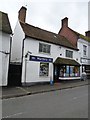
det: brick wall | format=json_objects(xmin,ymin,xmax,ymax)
[
  {"xmin": 58, "ymin": 27, "xmax": 78, "ymax": 47},
  {"xmin": 58, "ymin": 17, "xmax": 78, "ymax": 47}
]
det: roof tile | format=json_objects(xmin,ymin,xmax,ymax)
[{"xmin": 20, "ymin": 22, "xmax": 78, "ymax": 50}]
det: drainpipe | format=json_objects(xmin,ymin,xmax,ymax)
[
  {"xmin": 24, "ymin": 56, "xmax": 27, "ymax": 86},
  {"xmin": 24, "ymin": 51, "xmax": 32, "ymax": 86},
  {"xmin": 21, "ymin": 37, "xmax": 26, "ymax": 86},
  {"xmin": 7, "ymin": 34, "xmax": 13, "ymax": 86}
]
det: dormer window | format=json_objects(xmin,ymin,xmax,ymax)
[{"xmin": 39, "ymin": 43, "xmax": 51, "ymax": 54}]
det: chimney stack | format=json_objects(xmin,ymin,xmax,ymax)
[
  {"xmin": 85, "ymin": 31, "xmax": 90, "ymax": 38},
  {"xmin": 18, "ymin": 6, "xmax": 27, "ymax": 23},
  {"xmin": 61, "ymin": 17, "xmax": 68, "ymax": 27}
]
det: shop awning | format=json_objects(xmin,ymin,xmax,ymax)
[{"xmin": 54, "ymin": 57, "xmax": 81, "ymax": 66}]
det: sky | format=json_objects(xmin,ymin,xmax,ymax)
[{"xmin": 0, "ymin": 0, "xmax": 89, "ymax": 35}]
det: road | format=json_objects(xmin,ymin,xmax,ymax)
[{"xmin": 2, "ymin": 85, "xmax": 88, "ymax": 118}]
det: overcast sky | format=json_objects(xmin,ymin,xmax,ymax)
[{"xmin": 0, "ymin": 0, "xmax": 89, "ymax": 35}]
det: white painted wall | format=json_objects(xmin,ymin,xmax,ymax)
[
  {"xmin": 78, "ymin": 38, "xmax": 89, "ymax": 61},
  {"xmin": 22, "ymin": 37, "xmax": 80, "ymax": 84},
  {"xmin": 0, "ymin": 31, "xmax": 11, "ymax": 86},
  {"xmin": 0, "ymin": 31, "xmax": 2, "ymax": 86},
  {"xmin": 11, "ymin": 20, "xmax": 25, "ymax": 63},
  {"xmin": 78, "ymin": 38, "xmax": 90, "ymax": 75}
]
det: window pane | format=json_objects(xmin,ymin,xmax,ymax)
[
  {"xmin": 65, "ymin": 66, "xmax": 69, "ymax": 77},
  {"xmin": 39, "ymin": 43, "xmax": 42, "ymax": 52},
  {"xmin": 39, "ymin": 63, "xmax": 49, "ymax": 76},
  {"xmin": 47, "ymin": 45, "xmax": 50, "ymax": 53},
  {"xmin": 66, "ymin": 50, "xmax": 73, "ymax": 58},
  {"xmin": 39, "ymin": 43, "xmax": 51, "ymax": 54},
  {"xmin": 74, "ymin": 66, "xmax": 80, "ymax": 77},
  {"xmin": 59, "ymin": 66, "xmax": 66, "ymax": 77},
  {"xmin": 83, "ymin": 45, "xmax": 87, "ymax": 56},
  {"xmin": 70, "ymin": 66, "xmax": 75, "ymax": 77}
]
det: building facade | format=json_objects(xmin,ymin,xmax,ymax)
[
  {"xmin": 10, "ymin": 6, "xmax": 81, "ymax": 86},
  {"xmin": 59, "ymin": 17, "xmax": 90, "ymax": 77},
  {"xmin": 0, "ymin": 11, "xmax": 12, "ymax": 86}
]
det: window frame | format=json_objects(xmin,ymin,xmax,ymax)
[
  {"xmin": 59, "ymin": 65, "xmax": 80, "ymax": 77},
  {"xmin": 39, "ymin": 62, "xmax": 49, "ymax": 77},
  {"xmin": 66, "ymin": 50, "xmax": 73, "ymax": 58},
  {"xmin": 83, "ymin": 45, "xmax": 87, "ymax": 56},
  {"xmin": 39, "ymin": 43, "xmax": 51, "ymax": 54}
]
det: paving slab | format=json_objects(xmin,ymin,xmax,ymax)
[{"xmin": 1, "ymin": 80, "xmax": 88, "ymax": 99}]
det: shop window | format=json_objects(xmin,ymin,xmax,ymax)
[
  {"xmin": 59, "ymin": 66, "xmax": 67, "ymax": 77},
  {"xmin": 59, "ymin": 65, "xmax": 80, "ymax": 77},
  {"xmin": 74, "ymin": 66, "xmax": 80, "ymax": 77},
  {"xmin": 66, "ymin": 50, "xmax": 73, "ymax": 58},
  {"xmin": 39, "ymin": 63, "xmax": 49, "ymax": 76},
  {"xmin": 39, "ymin": 43, "xmax": 51, "ymax": 54},
  {"xmin": 65, "ymin": 66, "xmax": 70, "ymax": 77},
  {"xmin": 70, "ymin": 66, "xmax": 75, "ymax": 77}
]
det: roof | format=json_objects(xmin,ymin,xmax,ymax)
[
  {"xmin": 67, "ymin": 27, "xmax": 90, "ymax": 42},
  {"xmin": 20, "ymin": 22, "xmax": 78, "ymax": 50},
  {"xmin": 54, "ymin": 57, "xmax": 80, "ymax": 66},
  {"xmin": 0, "ymin": 11, "xmax": 12, "ymax": 34}
]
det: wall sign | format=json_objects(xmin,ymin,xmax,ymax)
[{"xmin": 30, "ymin": 55, "xmax": 53, "ymax": 63}]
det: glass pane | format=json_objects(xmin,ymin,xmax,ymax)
[
  {"xmin": 65, "ymin": 66, "xmax": 69, "ymax": 77},
  {"xmin": 39, "ymin": 63, "xmax": 49, "ymax": 76},
  {"xmin": 74, "ymin": 66, "xmax": 80, "ymax": 77},
  {"xmin": 70, "ymin": 66, "xmax": 75, "ymax": 77},
  {"xmin": 59, "ymin": 66, "xmax": 65, "ymax": 77},
  {"xmin": 39, "ymin": 43, "xmax": 42, "ymax": 52},
  {"xmin": 39, "ymin": 43, "xmax": 51, "ymax": 54},
  {"xmin": 66, "ymin": 50, "xmax": 73, "ymax": 58}
]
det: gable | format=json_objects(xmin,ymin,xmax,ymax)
[{"xmin": 59, "ymin": 27, "xmax": 78, "ymax": 47}]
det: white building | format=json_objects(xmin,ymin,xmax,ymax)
[
  {"xmin": 0, "ymin": 11, "xmax": 12, "ymax": 86},
  {"xmin": 78, "ymin": 32, "xmax": 90, "ymax": 79},
  {"xmin": 11, "ymin": 6, "xmax": 81, "ymax": 86}
]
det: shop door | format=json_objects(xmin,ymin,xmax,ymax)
[
  {"xmin": 54, "ymin": 65, "xmax": 60, "ymax": 82},
  {"xmin": 85, "ymin": 65, "xmax": 90, "ymax": 79},
  {"xmin": 8, "ymin": 63, "xmax": 22, "ymax": 86}
]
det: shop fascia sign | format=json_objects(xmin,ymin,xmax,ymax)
[
  {"xmin": 81, "ymin": 57, "xmax": 90, "ymax": 63},
  {"xmin": 30, "ymin": 55, "xmax": 53, "ymax": 63}
]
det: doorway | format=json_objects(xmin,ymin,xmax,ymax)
[{"xmin": 8, "ymin": 63, "xmax": 22, "ymax": 86}]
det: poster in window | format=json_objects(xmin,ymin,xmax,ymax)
[
  {"xmin": 65, "ymin": 66, "xmax": 69, "ymax": 77},
  {"xmin": 39, "ymin": 63, "xmax": 49, "ymax": 76},
  {"xmin": 70, "ymin": 66, "xmax": 74, "ymax": 77}
]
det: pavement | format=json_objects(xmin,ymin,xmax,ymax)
[{"xmin": 1, "ymin": 79, "xmax": 89, "ymax": 99}]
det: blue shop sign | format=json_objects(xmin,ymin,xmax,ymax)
[{"xmin": 30, "ymin": 55, "xmax": 53, "ymax": 63}]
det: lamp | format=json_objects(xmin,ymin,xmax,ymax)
[
  {"xmin": 25, "ymin": 51, "xmax": 32, "ymax": 58},
  {"xmin": 0, "ymin": 50, "xmax": 10, "ymax": 55}
]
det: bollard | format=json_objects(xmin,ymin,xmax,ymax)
[{"xmin": 50, "ymin": 79, "xmax": 53, "ymax": 85}]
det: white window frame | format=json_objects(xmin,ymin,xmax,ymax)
[
  {"xmin": 39, "ymin": 43, "xmax": 51, "ymax": 54},
  {"xmin": 66, "ymin": 50, "xmax": 73, "ymax": 58},
  {"xmin": 83, "ymin": 45, "xmax": 87, "ymax": 56}
]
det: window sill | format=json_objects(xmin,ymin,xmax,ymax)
[
  {"xmin": 39, "ymin": 52, "xmax": 51, "ymax": 56},
  {"xmin": 59, "ymin": 77, "xmax": 81, "ymax": 80}
]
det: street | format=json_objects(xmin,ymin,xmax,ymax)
[{"xmin": 2, "ymin": 85, "xmax": 88, "ymax": 118}]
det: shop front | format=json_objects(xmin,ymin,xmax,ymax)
[
  {"xmin": 81, "ymin": 57, "xmax": 90, "ymax": 79},
  {"xmin": 22, "ymin": 55, "xmax": 53, "ymax": 85},
  {"xmin": 54, "ymin": 57, "xmax": 81, "ymax": 82}
]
